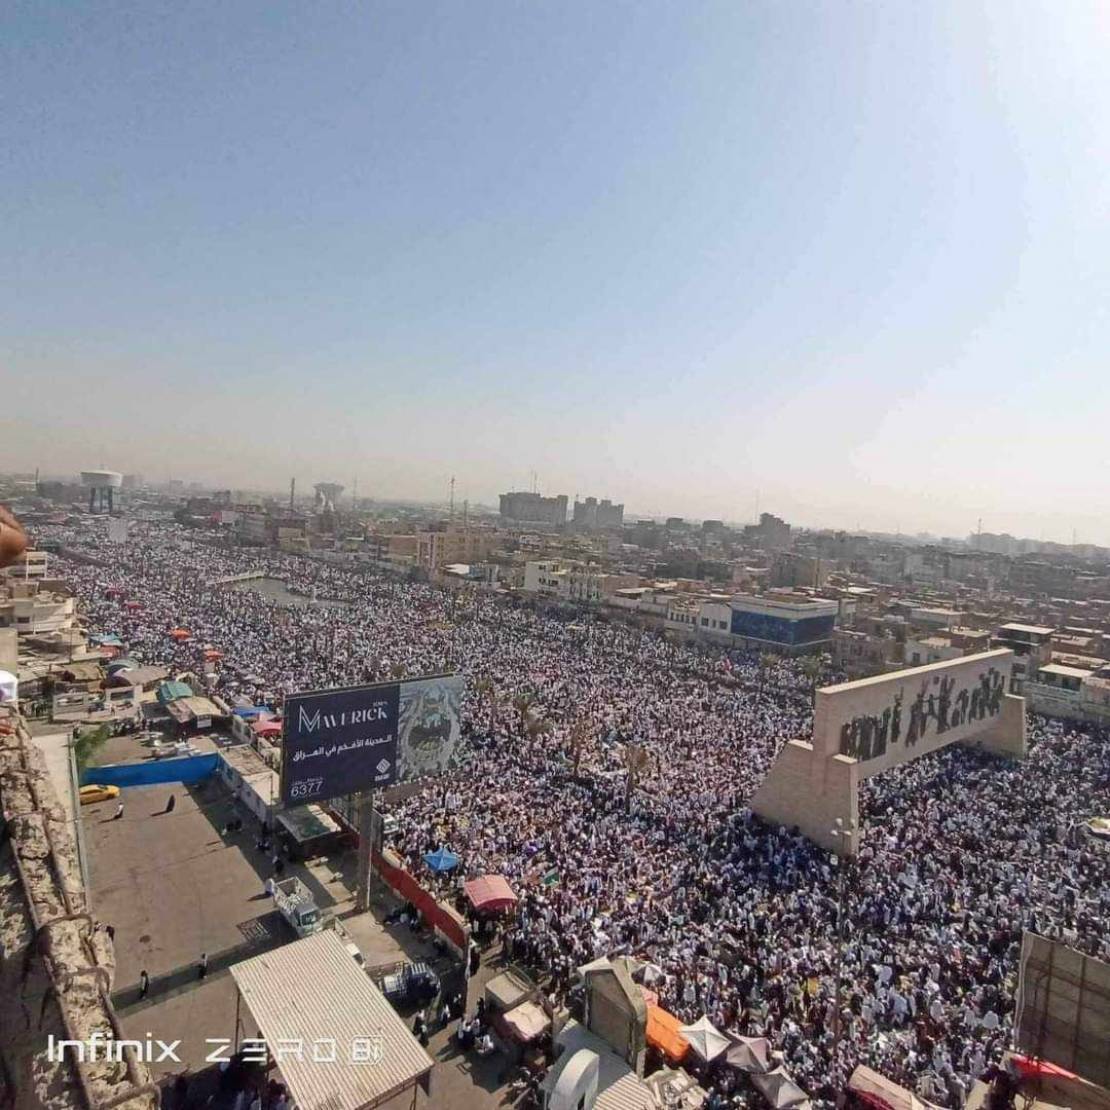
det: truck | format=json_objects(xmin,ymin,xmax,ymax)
[{"xmin": 273, "ymin": 877, "xmax": 323, "ymax": 938}]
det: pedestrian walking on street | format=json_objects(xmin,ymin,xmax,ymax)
[
  {"xmin": 198, "ymin": 952, "xmax": 208, "ymax": 980},
  {"xmin": 113, "ymin": 802, "xmax": 124, "ymax": 820},
  {"xmin": 139, "ymin": 969, "xmax": 149, "ymax": 999},
  {"xmin": 164, "ymin": 794, "xmax": 176, "ymax": 814}
]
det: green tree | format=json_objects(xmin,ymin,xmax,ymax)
[{"xmin": 73, "ymin": 724, "xmax": 110, "ymax": 775}]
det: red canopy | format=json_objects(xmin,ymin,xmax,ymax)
[
  {"xmin": 125, "ymin": 601, "xmax": 142, "ymax": 610},
  {"xmin": 464, "ymin": 874, "xmax": 517, "ymax": 912},
  {"xmin": 252, "ymin": 719, "xmax": 282, "ymax": 738},
  {"xmin": 204, "ymin": 649, "xmax": 223, "ymax": 661},
  {"xmin": 170, "ymin": 628, "xmax": 191, "ymax": 640}
]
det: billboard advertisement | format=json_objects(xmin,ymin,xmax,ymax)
[{"xmin": 280, "ymin": 674, "xmax": 463, "ymax": 807}]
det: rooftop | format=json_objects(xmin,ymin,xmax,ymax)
[{"xmin": 230, "ymin": 930, "xmax": 434, "ymax": 1110}]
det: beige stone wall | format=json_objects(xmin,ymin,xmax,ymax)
[{"xmin": 753, "ymin": 650, "xmax": 1026, "ymax": 855}]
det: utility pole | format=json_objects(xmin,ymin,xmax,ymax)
[
  {"xmin": 354, "ymin": 788, "xmax": 376, "ymax": 912},
  {"xmin": 449, "ymin": 475, "xmax": 455, "ymax": 521},
  {"xmin": 289, "ymin": 477, "xmax": 295, "ymax": 510}
]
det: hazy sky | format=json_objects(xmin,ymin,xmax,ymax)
[{"xmin": 4, "ymin": 2, "xmax": 1110, "ymax": 541}]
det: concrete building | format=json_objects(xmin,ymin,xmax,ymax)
[
  {"xmin": 416, "ymin": 528, "xmax": 498, "ymax": 571},
  {"xmin": 572, "ymin": 497, "xmax": 625, "ymax": 530},
  {"xmin": 1022, "ymin": 662, "xmax": 1110, "ymax": 726},
  {"xmin": 832, "ymin": 628, "xmax": 902, "ymax": 679},
  {"xmin": 0, "ymin": 582, "xmax": 78, "ymax": 636},
  {"xmin": 771, "ymin": 551, "xmax": 828, "ymax": 589},
  {"xmin": 728, "ymin": 593, "xmax": 838, "ymax": 653},
  {"xmin": 2, "ymin": 548, "xmax": 49, "ymax": 580},
  {"xmin": 743, "ymin": 512, "xmax": 792, "ymax": 550},
  {"xmin": 994, "ymin": 622, "xmax": 1054, "ymax": 691},
  {"xmin": 499, "ymin": 491, "xmax": 568, "ymax": 526}
]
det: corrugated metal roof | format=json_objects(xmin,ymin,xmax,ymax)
[{"xmin": 230, "ymin": 930, "xmax": 434, "ymax": 1110}]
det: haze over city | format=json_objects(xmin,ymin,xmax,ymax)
[{"xmin": 5, "ymin": 1, "xmax": 1110, "ymax": 540}]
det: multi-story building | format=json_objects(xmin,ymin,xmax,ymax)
[
  {"xmin": 743, "ymin": 513, "xmax": 792, "ymax": 550},
  {"xmin": 770, "ymin": 552, "xmax": 828, "ymax": 589},
  {"xmin": 416, "ymin": 529, "xmax": 498, "ymax": 571},
  {"xmin": 499, "ymin": 491, "xmax": 568, "ymax": 527},
  {"xmin": 2, "ymin": 549, "xmax": 49, "ymax": 580},
  {"xmin": 994, "ymin": 622, "xmax": 1054, "ymax": 691},
  {"xmin": 728, "ymin": 593, "xmax": 838, "ymax": 653},
  {"xmin": 572, "ymin": 497, "xmax": 625, "ymax": 530},
  {"xmin": 0, "ymin": 582, "xmax": 77, "ymax": 635}
]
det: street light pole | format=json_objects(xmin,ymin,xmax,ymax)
[{"xmin": 829, "ymin": 816, "xmax": 856, "ymax": 1082}]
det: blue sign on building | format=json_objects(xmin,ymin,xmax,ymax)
[{"xmin": 730, "ymin": 609, "xmax": 835, "ymax": 645}]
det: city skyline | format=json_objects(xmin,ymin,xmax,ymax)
[{"xmin": 5, "ymin": 2, "xmax": 1110, "ymax": 543}]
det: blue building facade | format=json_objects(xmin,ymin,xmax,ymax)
[{"xmin": 729, "ymin": 608, "xmax": 836, "ymax": 645}]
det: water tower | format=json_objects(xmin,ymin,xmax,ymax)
[
  {"xmin": 81, "ymin": 469, "xmax": 123, "ymax": 514},
  {"xmin": 313, "ymin": 482, "xmax": 344, "ymax": 512}
]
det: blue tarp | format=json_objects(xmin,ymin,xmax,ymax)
[
  {"xmin": 92, "ymin": 634, "xmax": 123, "ymax": 646},
  {"xmin": 423, "ymin": 846, "xmax": 459, "ymax": 872},
  {"xmin": 232, "ymin": 706, "xmax": 265, "ymax": 718},
  {"xmin": 81, "ymin": 753, "xmax": 218, "ymax": 788}
]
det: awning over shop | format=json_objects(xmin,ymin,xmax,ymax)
[
  {"xmin": 277, "ymin": 805, "xmax": 341, "ymax": 844},
  {"xmin": 464, "ymin": 874, "xmax": 517, "ymax": 912},
  {"xmin": 848, "ymin": 1066, "xmax": 945, "ymax": 1110},
  {"xmin": 230, "ymin": 931, "xmax": 433, "ymax": 1110},
  {"xmin": 157, "ymin": 681, "xmax": 192, "ymax": 704},
  {"xmin": 646, "ymin": 1004, "xmax": 689, "ymax": 1063}
]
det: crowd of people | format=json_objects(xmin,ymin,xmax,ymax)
[{"xmin": 43, "ymin": 518, "xmax": 1110, "ymax": 1107}]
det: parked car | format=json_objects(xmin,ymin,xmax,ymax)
[{"xmin": 80, "ymin": 784, "xmax": 120, "ymax": 805}]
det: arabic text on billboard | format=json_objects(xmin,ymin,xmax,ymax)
[{"xmin": 280, "ymin": 675, "xmax": 463, "ymax": 807}]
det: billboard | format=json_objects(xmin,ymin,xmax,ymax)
[
  {"xmin": 1014, "ymin": 932, "xmax": 1110, "ymax": 1087},
  {"xmin": 280, "ymin": 674, "xmax": 463, "ymax": 807}
]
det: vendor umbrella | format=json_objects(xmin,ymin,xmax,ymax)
[
  {"xmin": 423, "ymin": 846, "xmax": 459, "ymax": 872},
  {"xmin": 679, "ymin": 1015, "xmax": 731, "ymax": 1063},
  {"xmin": 725, "ymin": 1035, "xmax": 773, "ymax": 1074},
  {"xmin": 752, "ymin": 1066, "xmax": 810, "ymax": 1110}
]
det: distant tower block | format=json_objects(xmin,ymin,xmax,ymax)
[
  {"xmin": 313, "ymin": 482, "xmax": 344, "ymax": 512},
  {"xmin": 80, "ymin": 469, "xmax": 123, "ymax": 514}
]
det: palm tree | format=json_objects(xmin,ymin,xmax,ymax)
[
  {"xmin": 568, "ymin": 718, "xmax": 593, "ymax": 777},
  {"xmin": 524, "ymin": 712, "xmax": 553, "ymax": 742},
  {"xmin": 758, "ymin": 651, "xmax": 776, "ymax": 695},
  {"xmin": 623, "ymin": 742, "xmax": 652, "ymax": 812},
  {"xmin": 800, "ymin": 654, "xmax": 825, "ymax": 699},
  {"xmin": 512, "ymin": 692, "xmax": 534, "ymax": 733},
  {"xmin": 473, "ymin": 673, "xmax": 499, "ymax": 730}
]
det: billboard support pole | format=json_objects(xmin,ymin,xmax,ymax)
[{"xmin": 355, "ymin": 788, "xmax": 375, "ymax": 912}]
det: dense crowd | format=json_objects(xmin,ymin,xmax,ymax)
[{"xmin": 44, "ymin": 519, "xmax": 1110, "ymax": 1107}]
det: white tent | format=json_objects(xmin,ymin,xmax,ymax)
[
  {"xmin": 0, "ymin": 670, "xmax": 17, "ymax": 705},
  {"xmin": 725, "ymin": 1034, "xmax": 773, "ymax": 1074},
  {"xmin": 679, "ymin": 1015, "xmax": 731, "ymax": 1062},
  {"xmin": 752, "ymin": 1065, "xmax": 811, "ymax": 1109}
]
